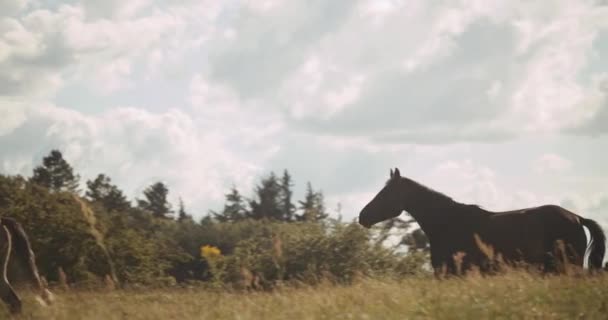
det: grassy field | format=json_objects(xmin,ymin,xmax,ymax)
[{"xmin": 5, "ymin": 272, "xmax": 608, "ymax": 319}]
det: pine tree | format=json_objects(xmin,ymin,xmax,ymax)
[
  {"xmin": 314, "ymin": 191, "xmax": 328, "ymax": 221},
  {"xmin": 177, "ymin": 197, "xmax": 193, "ymax": 222},
  {"xmin": 248, "ymin": 172, "xmax": 283, "ymax": 221},
  {"xmin": 137, "ymin": 182, "xmax": 173, "ymax": 219},
  {"xmin": 297, "ymin": 182, "xmax": 328, "ymax": 222},
  {"xmin": 212, "ymin": 186, "xmax": 247, "ymax": 222},
  {"xmin": 86, "ymin": 174, "xmax": 130, "ymax": 212},
  {"xmin": 31, "ymin": 149, "xmax": 80, "ymax": 193},
  {"xmin": 279, "ymin": 170, "xmax": 296, "ymax": 222}
]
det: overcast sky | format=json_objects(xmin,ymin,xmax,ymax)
[{"xmin": 1, "ymin": 0, "xmax": 607, "ymax": 226}]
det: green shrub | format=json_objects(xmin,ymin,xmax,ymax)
[{"xmin": 196, "ymin": 220, "xmax": 428, "ymax": 288}]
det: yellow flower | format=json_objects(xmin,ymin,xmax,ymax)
[{"xmin": 201, "ymin": 245, "xmax": 222, "ymax": 260}]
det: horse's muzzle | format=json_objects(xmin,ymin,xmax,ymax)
[{"xmin": 358, "ymin": 216, "xmax": 372, "ymax": 229}]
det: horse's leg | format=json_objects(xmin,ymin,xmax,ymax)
[
  {"xmin": 1, "ymin": 225, "xmax": 22, "ymax": 314},
  {"xmin": 569, "ymin": 227, "xmax": 587, "ymax": 269},
  {"xmin": 430, "ymin": 247, "xmax": 447, "ymax": 279},
  {"xmin": 431, "ymin": 246, "xmax": 459, "ymax": 278},
  {"xmin": 0, "ymin": 280, "xmax": 21, "ymax": 314},
  {"xmin": 541, "ymin": 238, "xmax": 561, "ymax": 274},
  {"xmin": 1, "ymin": 218, "xmax": 53, "ymax": 305}
]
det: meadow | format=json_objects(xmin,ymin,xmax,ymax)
[
  {"xmin": 6, "ymin": 272, "xmax": 608, "ymax": 320},
  {"xmin": 2, "ymin": 156, "xmax": 607, "ymax": 319}
]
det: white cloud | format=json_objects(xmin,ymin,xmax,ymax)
[
  {"xmin": 1, "ymin": 0, "xmax": 608, "ymax": 224},
  {"xmin": 280, "ymin": 54, "xmax": 368, "ymax": 120},
  {"xmin": 323, "ymin": 74, "xmax": 366, "ymax": 114},
  {"xmin": 534, "ymin": 153, "xmax": 572, "ymax": 173},
  {"xmin": 93, "ymin": 58, "xmax": 133, "ymax": 93},
  {"xmin": 0, "ymin": 104, "xmax": 278, "ymax": 215},
  {"xmin": 0, "ymin": 100, "xmax": 27, "ymax": 136},
  {"xmin": 502, "ymin": 2, "xmax": 602, "ymax": 133},
  {"xmin": 188, "ymin": 73, "xmax": 284, "ymax": 149},
  {"xmin": 424, "ymin": 159, "xmax": 559, "ymax": 211},
  {"xmin": 0, "ymin": 1, "xmax": 223, "ymax": 101},
  {"xmin": 326, "ymin": 191, "xmax": 377, "ymax": 221},
  {"xmin": 206, "ymin": 1, "xmax": 357, "ymax": 99},
  {"xmin": 561, "ymin": 192, "xmax": 608, "ymax": 227},
  {"xmin": 243, "ymin": 0, "xmax": 283, "ymax": 13},
  {"xmin": 200, "ymin": 0, "xmax": 608, "ymax": 147},
  {"xmin": 80, "ymin": 0, "xmax": 152, "ymax": 19},
  {"xmin": 569, "ymin": 73, "xmax": 608, "ymax": 135},
  {"xmin": 402, "ymin": 0, "xmax": 510, "ymax": 73},
  {"xmin": 0, "ymin": 0, "xmax": 29, "ymax": 15}
]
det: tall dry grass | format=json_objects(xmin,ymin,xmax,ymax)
[{"xmin": 4, "ymin": 271, "xmax": 607, "ymax": 319}]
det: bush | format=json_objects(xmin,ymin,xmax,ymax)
[
  {"xmin": 1, "ymin": 174, "xmax": 429, "ymax": 288},
  {"xmin": 196, "ymin": 220, "xmax": 428, "ymax": 288}
]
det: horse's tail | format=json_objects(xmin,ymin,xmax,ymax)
[
  {"xmin": 581, "ymin": 217, "xmax": 606, "ymax": 270},
  {"xmin": 0, "ymin": 217, "xmax": 53, "ymax": 304}
]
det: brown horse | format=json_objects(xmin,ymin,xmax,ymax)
[
  {"xmin": 358, "ymin": 168, "xmax": 606, "ymax": 275},
  {"xmin": 0, "ymin": 217, "xmax": 53, "ymax": 314}
]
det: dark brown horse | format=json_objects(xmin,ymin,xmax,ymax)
[
  {"xmin": 0, "ymin": 217, "xmax": 53, "ymax": 314},
  {"xmin": 358, "ymin": 168, "xmax": 606, "ymax": 275}
]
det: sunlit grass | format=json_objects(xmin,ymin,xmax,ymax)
[{"xmin": 5, "ymin": 272, "xmax": 607, "ymax": 319}]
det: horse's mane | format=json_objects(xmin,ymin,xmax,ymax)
[{"xmin": 398, "ymin": 176, "xmax": 487, "ymax": 214}]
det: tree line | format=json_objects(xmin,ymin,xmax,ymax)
[
  {"xmin": 0, "ymin": 149, "xmax": 428, "ymax": 288},
  {"xmin": 31, "ymin": 150, "xmax": 328, "ymax": 224}
]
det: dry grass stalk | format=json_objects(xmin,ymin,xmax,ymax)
[
  {"xmin": 104, "ymin": 274, "xmax": 116, "ymax": 291},
  {"xmin": 58, "ymin": 267, "xmax": 69, "ymax": 291},
  {"xmin": 452, "ymin": 251, "xmax": 466, "ymax": 276},
  {"xmin": 239, "ymin": 266, "xmax": 260, "ymax": 291}
]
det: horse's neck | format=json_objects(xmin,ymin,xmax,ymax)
[{"xmin": 399, "ymin": 183, "xmax": 460, "ymax": 237}]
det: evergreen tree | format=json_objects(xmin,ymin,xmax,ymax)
[
  {"xmin": 137, "ymin": 182, "xmax": 173, "ymax": 219},
  {"xmin": 297, "ymin": 182, "xmax": 328, "ymax": 222},
  {"xmin": 212, "ymin": 186, "xmax": 247, "ymax": 222},
  {"xmin": 177, "ymin": 197, "xmax": 193, "ymax": 222},
  {"xmin": 279, "ymin": 170, "xmax": 296, "ymax": 221},
  {"xmin": 200, "ymin": 215, "xmax": 215, "ymax": 226},
  {"xmin": 314, "ymin": 191, "xmax": 328, "ymax": 221},
  {"xmin": 31, "ymin": 149, "xmax": 80, "ymax": 193},
  {"xmin": 248, "ymin": 172, "xmax": 283, "ymax": 220},
  {"xmin": 85, "ymin": 174, "xmax": 130, "ymax": 212}
]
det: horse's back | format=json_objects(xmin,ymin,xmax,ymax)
[{"xmin": 482, "ymin": 205, "xmax": 586, "ymax": 264}]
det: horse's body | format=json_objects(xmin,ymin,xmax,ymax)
[
  {"xmin": 358, "ymin": 169, "xmax": 606, "ymax": 275},
  {"xmin": 0, "ymin": 217, "xmax": 53, "ymax": 314}
]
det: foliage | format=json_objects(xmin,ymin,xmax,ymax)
[
  {"xmin": 0, "ymin": 176, "xmax": 112, "ymax": 282},
  {"xmin": 279, "ymin": 170, "xmax": 296, "ymax": 221},
  {"xmin": 137, "ymin": 182, "xmax": 173, "ymax": 219},
  {"xmin": 211, "ymin": 186, "xmax": 247, "ymax": 222},
  {"xmin": 0, "ymin": 149, "xmax": 430, "ymax": 289},
  {"xmin": 176, "ymin": 198, "xmax": 193, "ymax": 223},
  {"xmin": 248, "ymin": 172, "xmax": 283, "ymax": 220},
  {"xmin": 296, "ymin": 182, "xmax": 328, "ymax": 222},
  {"xmin": 197, "ymin": 220, "xmax": 426, "ymax": 288},
  {"xmin": 30, "ymin": 150, "xmax": 80, "ymax": 193},
  {"xmin": 86, "ymin": 174, "xmax": 130, "ymax": 212}
]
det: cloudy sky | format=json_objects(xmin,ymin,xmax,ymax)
[{"xmin": 1, "ymin": 0, "xmax": 607, "ymax": 226}]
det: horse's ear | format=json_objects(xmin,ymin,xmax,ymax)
[
  {"xmin": 394, "ymin": 168, "xmax": 401, "ymax": 178},
  {"xmin": 390, "ymin": 169, "xmax": 394, "ymax": 178}
]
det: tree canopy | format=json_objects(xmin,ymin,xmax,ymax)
[{"xmin": 31, "ymin": 150, "xmax": 80, "ymax": 193}]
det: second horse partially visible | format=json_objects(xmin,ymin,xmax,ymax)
[
  {"xmin": 358, "ymin": 168, "xmax": 606, "ymax": 275},
  {"xmin": 1, "ymin": 217, "xmax": 53, "ymax": 314}
]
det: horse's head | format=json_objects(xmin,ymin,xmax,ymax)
[{"xmin": 358, "ymin": 168, "xmax": 405, "ymax": 228}]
